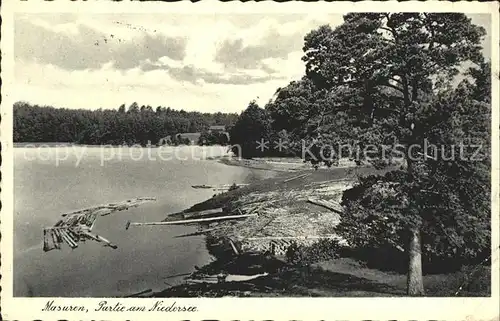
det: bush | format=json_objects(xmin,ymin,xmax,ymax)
[
  {"xmin": 229, "ymin": 101, "xmax": 273, "ymax": 158},
  {"xmin": 285, "ymin": 239, "xmax": 343, "ymax": 266},
  {"xmin": 424, "ymin": 265, "xmax": 491, "ymax": 296},
  {"xmin": 454, "ymin": 265, "xmax": 491, "ymax": 295},
  {"xmin": 228, "ymin": 183, "xmax": 240, "ymax": 191},
  {"xmin": 198, "ymin": 130, "xmax": 229, "ymax": 146}
]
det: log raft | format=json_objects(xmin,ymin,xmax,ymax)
[{"xmin": 43, "ymin": 197, "xmax": 155, "ymax": 252}]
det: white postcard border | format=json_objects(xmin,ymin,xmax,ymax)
[{"xmin": 1, "ymin": 1, "xmax": 499, "ymax": 320}]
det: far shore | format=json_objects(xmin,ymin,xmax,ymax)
[{"xmin": 13, "ymin": 142, "xmax": 200, "ymax": 148}]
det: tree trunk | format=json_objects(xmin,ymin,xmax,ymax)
[{"xmin": 407, "ymin": 226, "xmax": 425, "ymax": 296}]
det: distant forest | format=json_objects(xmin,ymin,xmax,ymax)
[{"xmin": 13, "ymin": 102, "xmax": 238, "ymax": 145}]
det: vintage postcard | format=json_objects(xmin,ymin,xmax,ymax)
[{"xmin": 1, "ymin": 1, "xmax": 499, "ymax": 320}]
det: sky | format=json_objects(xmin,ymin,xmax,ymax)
[{"xmin": 14, "ymin": 13, "xmax": 491, "ymax": 113}]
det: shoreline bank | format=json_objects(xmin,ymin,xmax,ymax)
[
  {"xmin": 129, "ymin": 160, "xmax": 490, "ymax": 297},
  {"xmin": 217, "ymin": 157, "xmax": 308, "ymax": 172},
  {"xmin": 145, "ymin": 165, "xmax": 366, "ymax": 297}
]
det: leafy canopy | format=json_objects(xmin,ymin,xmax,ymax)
[{"xmin": 298, "ymin": 13, "xmax": 490, "ymax": 266}]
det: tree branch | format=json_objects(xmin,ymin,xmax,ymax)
[{"xmin": 390, "ymin": 77, "xmax": 404, "ymax": 85}]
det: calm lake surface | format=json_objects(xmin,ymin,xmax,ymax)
[{"xmin": 14, "ymin": 146, "xmax": 275, "ymax": 297}]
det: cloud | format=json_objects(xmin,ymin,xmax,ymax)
[
  {"xmin": 215, "ymin": 29, "xmax": 302, "ymax": 70},
  {"xmin": 13, "ymin": 60, "xmax": 293, "ymax": 113},
  {"xmin": 170, "ymin": 65, "xmax": 277, "ymax": 85},
  {"xmin": 12, "ymin": 13, "xmax": 345, "ymax": 112},
  {"xmin": 15, "ymin": 17, "xmax": 187, "ymax": 71},
  {"xmin": 213, "ymin": 14, "xmax": 344, "ymax": 71},
  {"xmin": 140, "ymin": 61, "xmax": 278, "ymax": 85}
]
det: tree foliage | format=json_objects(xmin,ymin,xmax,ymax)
[
  {"xmin": 229, "ymin": 101, "xmax": 274, "ymax": 158},
  {"xmin": 298, "ymin": 13, "xmax": 489, "ymax": 295},
  {"xmin": 198, "ymin": 130, "xmax": 230, "ymax": 146}
]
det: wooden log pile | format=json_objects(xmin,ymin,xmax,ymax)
[{"xmin": 43, "ymin": 197, "xmax": 156, "ymax": 252}]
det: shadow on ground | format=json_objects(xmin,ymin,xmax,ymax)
[{"xmin": 152, "ymin": 255, "xmax": 405, "ymax": 297}]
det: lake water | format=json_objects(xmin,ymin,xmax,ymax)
[{"xmin": 14, "ymin": 146, "xmax": 274, "ymax": 297}]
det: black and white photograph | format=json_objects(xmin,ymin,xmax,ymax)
[{"xmin": 1, "ymin": 2, "xmax": 499, "ymax": 318}]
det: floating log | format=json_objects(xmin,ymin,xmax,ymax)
[
  {"xmin": 126, "ymin": 213, "xmax": 258, "ymax": 229},
  {"xmin": 49, "ymin": 229, "xmax": 60, "ymax": 249},
  {"xmin": 228, "ymin": 239, "xmax": 240, "ymax": 255},
  {"xmin": 307, "ymin": 197, "xmax": 342, "ymax": 214},
  {"xmin": 61, "ymin": 206, "xmax": 105, "ymax": 217},
  {"xmin": 97, "ymin": 209, "xmax": 113, "ymax": 216},
  {"xmin": 61, "ymin": 197, "xmax": 156, "ymax": 218},
  {"xmin": 43, "ymin": 229, "xmax": 48, "ymax": 247},
  {"xmin": 43, "ymin": 229, "xmax": 52, "ymax": 252},
  {"xmin": 93, "ymin": 233, "xmax": 118, "ymax": 249},
  {"xmin": 67, "ymin": 229, "xmax": 80, "ymax": 242},
  {"xmin": 79, "ymin": 230, "xmax": 101, "ymax": 242},
  {"xmin": 53, "ymin": 228, "xmax": 63, "ymax": 243},
  {"xmin": 56, "ymin": 230, "xmax": 72, "ymax": 249},
  {"xmin": 89, "ymin": 215, "xmax": 98, "ymax": 230},
  {"xmin": 59, "ymin": 229, "xmax": 78, "ymax": 249},
  {"xmin": 182, "ymin": 208, "xmax": 224, "ymax": 219}
]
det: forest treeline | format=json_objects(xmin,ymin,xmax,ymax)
[{"xmin": 13, "ymin": 102, "xmax": 238, "ymax": 145}]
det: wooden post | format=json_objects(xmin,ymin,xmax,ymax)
[{"xmin": 95, "ymin": 234, "xmax": 118, "ymax": 249}]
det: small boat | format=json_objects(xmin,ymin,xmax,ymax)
[{"xmin": 191, "ymin": 185, "xmax": 213, "ymax": 189}]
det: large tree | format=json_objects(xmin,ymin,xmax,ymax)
[
  {"xmin": 302, "ymin": 13, "xmax": 488, "ymax": 295},
  {"xmin": 229, "ymin": 100, "xmax": 273, "ymax": 158}
]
